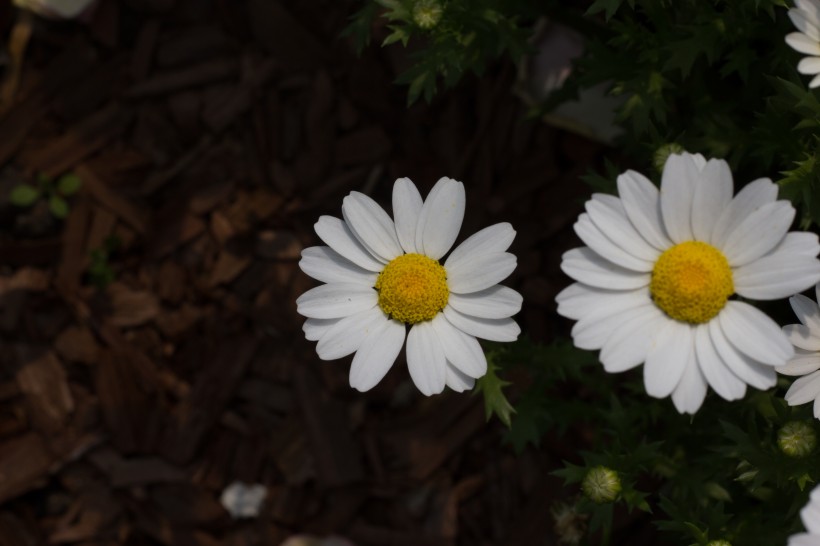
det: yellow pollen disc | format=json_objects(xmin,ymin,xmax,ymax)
[
  {"xmin": 650, "ymin": 241, "xmax": 734, "ymax": 324},
  {"xmin": 375, "ymin": 253, "xmax": 449, "ymax": 324}
]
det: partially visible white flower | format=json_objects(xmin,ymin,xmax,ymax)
[
  {"xmin": 220, "ymin": 481, "xmax": 267, "ymax": 519},
  {"xmin": 13, "ymin": 0, "xmax": 97, "ymax": 18},
  {"xmin": 786, "ymin": 0, "xmax": 820, "ymax": 88},
  {"xmin": 297, "ymin": 177, "xmax": 521, "ymax": 396},
  {"xmin": 780, "ymin": 286, "xmax": 820, "ymax": 418},
  {"xmin": 789, "ymin": 484, "xmax": 820, "ymax": 546},
  {"xmin": 557, "ymin": 152, "xmax": 820, "ymax": 414}
]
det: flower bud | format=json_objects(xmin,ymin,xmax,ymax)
[
  {"xmin": 582, "ymin": 466, "xmax": 621, "ymax": 503},
  {"xmin": 778, "ymin": 421, "xmax": 817, "ymax": 458},
  {"xmin": 412, "ymin": 0, "xmax": 443, "ymax": 30},
  {"xmin": 653, "ymin": 143, "xmax": 685, "ymax": 173}
]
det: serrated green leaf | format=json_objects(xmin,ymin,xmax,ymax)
[
  {"xmin": 475, "ymin": 360, "xmax": 515, "ymax": 428},
  {"xmin": 10, "ymin": 184, "xmax": 41, "ymax": 207},
  {"xmin": 382, "ymin": 25, "xmax": 410, "ymax": 47},
  {"xmin": 57, "ymin": 173, "xmax": 82, "ymax": 196},
  {"xmin": 49, "ymin": 194, "xmax": 69, "ymax": 219}
]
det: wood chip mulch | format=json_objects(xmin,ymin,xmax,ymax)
[{"xmin": 0, "ymin": 1, "xmax": 630, "ymax": 545}]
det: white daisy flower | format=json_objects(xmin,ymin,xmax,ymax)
[
  {"xmin": 296, "ymin": 177, "xmax": 521, "ymax": 395},
  {"xmin": 556, "ymin": 152, "xmax": 820, "ymax": 414},
  {"xmin": 786, "ymin": 0, "xmax": 820, "ymax": 89},
  {"xmin": 789, "ymin": 484, "xmax": 820, "ymax": 546},
  {"xmin": 780, "ymin": 285, "xmax": 820, "ymax": 418}
]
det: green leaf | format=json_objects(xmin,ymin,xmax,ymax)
[
  {"xmin": 340, "ymin": 3, "xmax": 379, "ymax": 55},
  {"xmin": 9, "ymin": 184, "xmax": 41, "ymax": 207},
  {"xmin": 475, "ymin": 359, "xmax": 515, "ymax": 428},
  {"xmin": 57, "ymin": 173, "xmax": 82, "ymax": 196},
  {"xmin": 49, "ymin": 194, "xmax": 69, "ymax": 219},
  {"xmin": 586, "ymin": 0, "xmax": 625, "ymax": 21}
]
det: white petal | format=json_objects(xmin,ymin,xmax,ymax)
[
  {"xmin": 660, "ymin": 153, "xmax": 699, "ymax": 243},
  {"xmin": 574, "ymin": 214, "xmax": 654, "ymax": 271},
  {"xmin": 586, "ymin": 195, "xmax": 660, "ymax": 262},
  {"xmin": 315, "ymin": 216, "xmax": 384, "ymax": 271},
  {"xmin": 296, "ymin": 283, "xmax": 378, "ymax": 319},
  {"xmin": 711, "ymin": 178, "xmax": 778, "ymax": 249},
  {"xmin": 348, "ymin": 318, "xmax": 406, "ymax": 392},
  {"xmin": 342, "ymin": 192, "xmax": 403, "ymax": 262},
  {"xmin": 722, "ymin": 201, "xmax": 795, "ymax": 267},
  {"xmin": 785, "ymin": 370, "xmax": 820, "ymax": 405},
  {"xmin": 791, "ymin": 294, "xmax": 820, "ymax": 330},
  {"xmin": 303, "ymin": 318, "xmax": 339, "ymax": 341},
  {"xmin": 779, "ymin": 348, "xmax": 820, "ymax": 376},
  {"xmin": 709, "ymin": 319, "xmax": 777, "ymax": 390},
  {"xmin": 300, "ymin": 246, "xmax": 378, "ymax": 286},
  {"xmin": 616, "ymin": 170, "xmax": 672, "ymax": 250},
  {"xmin": 788, "ymin": 533, "xmax": 819, "ymax": 546},
  {"xmin": 599, "ymin": 304, "xmax": 664, "ymax": 372},
  {"xmin": 797, "ymin": 0, "xmax": 820, "ymax": 23},
  {"xmin": 392, "ymin": 178, "xmax": 423, "ymax": 254},
  {"xmin": 784, "ymin": 324, "xmax": 820, "ymax": 351},
  {"xmin": 694, "ymin": 323, "xmax": 746, "ymax": 401},
  {"xmin": 804, "ymin": 485, "xmax": 820, "ymax": 532},
  {"xmin": 691, "ymin": 158, "xmax": 733, "ymax": 242},
  {"xmin": 809, "ymin": 72, "xmax": 820, "ymax": 88},
  {"xmin": 786, "ymin": 32, "xmax": 820, "ymax": 55},
  {"xmin": 718, "ymin": 301, "xmax": 795, "ymax": 365},
  {"xmin": 690, "ymin": 153, "xmax": 707, "ymax": 169},
  {"xmin": 445, "ymin": 361, "xmax": 476, "ymax": 392},
  {"xmin": 406, "ymin": 321, "xmax": 446, "ymax": 396},
  {"xmin": 448, "ymin": 285, "xmax": 522, "ymax": 319},
  {"xmin": 573, "ymin": 301, "xmax": 657, "ymax": 351},
  {"xmin": 671, "ymin": 350, "xmax": 708, "ymax": 414},
  {"xmin": 644, "ymin": 318, "xmax": 692, "ymax": 399},
  {"xmin": 415, "ymin": 177, "xmax": 465, "ymax": 260},
  {"xmin": 445, "ymin": 223, "xmax": 515, "ymax": 269},
  {"xmin": 790, "ymin": 8, "xmax": 820, "ymax": 41},
  {"xmin": 733, "ymin": 254, "xmax": 820, "ymax": 300},
  {"xmin": 446, "ymin": 252, "xmax": 517, "ymax": 294},
  {"xmin": 442, "ymin": 306, "xmax": 519, "ymax": 342},
  {"xmin": 560, "ymin": 247, "xmax": 651, "ymax": 290},
  {"xmin": 316, "ymin": 307, "xmax": 387, "ymax": 360},
  {"xmin": 432, "ymin": 313, "xmax": 487, "ymax": 378},
  {"xmin": 768, "ymin": 231, "xmax": 820, "ymax": 257},
  {"xmin": 556, "ymin": 284, "xmax": 649, "ymax": 321},
  {"xmin": 799, "ymin": 56, "xmax": 820, "ymax": 75}
]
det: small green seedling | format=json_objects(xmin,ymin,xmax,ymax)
[
  {"xmin": 87, "ymin": 235, "xmax": 121, "ymax": 289},
  {"xmin": 10, "ymin": 172, "xmax": 82, "ymax": 219}
]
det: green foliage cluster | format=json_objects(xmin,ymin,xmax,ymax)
[
  {"xmin": 343, "ymin": 0, "xmax": 531, "ymax": 104},
  {"xmin": 479, "ymin": 340, "xmax": 819, "ymax": 544},
  {"xmin": 346, "ymin": 0, "xmax": 820, "ymax": 543}
]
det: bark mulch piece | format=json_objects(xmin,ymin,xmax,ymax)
[{"xmin": 0, "ymin": 1, "xmax": 619, "ymax": 545}]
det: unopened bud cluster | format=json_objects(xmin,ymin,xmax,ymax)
[
  {"xmin": 412, "ymin": 0, "xmax": 443, "ymax": 29},
  {"xmin": 582, "ymin": 466, "xmax": 621, "ymax": 503},
  {"xmin": 778, "ymin": 421, "xmax": 817, "ymax": 458}
]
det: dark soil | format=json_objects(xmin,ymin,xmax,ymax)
[{"xmin": 0, "ymin": 1, "xmax": 628, "ymax": 545}]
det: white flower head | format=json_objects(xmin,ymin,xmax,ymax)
[
  {"xmin": 789, "ymin": 484, "xmax": 820, "ymax": 546},
  {"xmin": 296, "ymin": 177, "xmax": 521, "ymax": 395},
  {"xmin": 557, "ymin": 152, "xmax": 820, "ymax": 414},
  {"xmin": 786, "ymin": 0, "xmax": 820, "ymax": 88},
  {"xmin": 780, "ymin": 286, "xmax": 820, "ymax": 419}
]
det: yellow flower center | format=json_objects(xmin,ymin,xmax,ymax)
[
  {"xmin": 650, "ymin": 241, "xmax": 734, "ymax": 324},
  {"xmin": 375, "ymin": 253, "xmax": 449, "ymax": 324}
]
